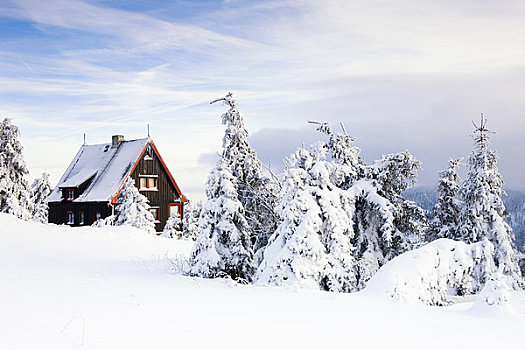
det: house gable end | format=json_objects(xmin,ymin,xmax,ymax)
[{"xmin": 110, "ymin": 140, "xmax": 187, "ymax": 204}]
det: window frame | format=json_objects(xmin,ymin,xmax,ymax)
[
  {"xmin": 169, "ymin": 203, "xmax": 182, "ymax": 220},
  {"xmin": 79, "ymin": 211, "xmax": 85, "ymax": 225},
  {"xmin": 66, "ymin": 211, "xmax": 75, "ymax": 225},
  {"xmin": 149, "ymin": 206, "xmax": 160, "ymax": 223},
  {"xmin": 138, "ymin": 175, "xmax": 158, "ymax": 191},
  {"xmin": 66, "ymin": 189, "xmax": 75, "ymax": 201}
]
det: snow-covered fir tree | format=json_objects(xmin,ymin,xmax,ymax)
[
  {"xmin": 161, "ymin": 213, "xmax": 182, "ymax": 238},
  {"xmin": 181, "ymin": 201, "xmax": 202, "ymax": 240},
  {"xmin": 0, "ymin": 117, "xmax": 33, "ymax": 220},
  {"xmin": 457, "ymin": 114, "xmax": 522, "ymax": 288},
  {"xmin": 113, "ymin": 178, "xmax": 156, "ymax": 234},
  {"xmin": 31, "ymin": 172, "xmax": 52, "ymax": 223},
  {"xmin": 312, "ymin": 121, "xmax": 427, "ymax": 289},
  {"xmin": 211, "ymin": 93, "xmax": 279, "ymax": 264},
  {"xmin": 349, "ymin": 151, "xmax": 427, "ymax": 289},
  {"xmin": 257, "ymin": 143, "xmax": 357, "ymax": 292},
  {"xmin": 189, "ymin": 164, "xmax": 255, "ymax": 281},
  {"xmin": 310, "ymin": 121, "xmax": 365, "ymax": 189},
  {"xmin": 428, "ymin": 159, "xmax": 463, "ymax": 241}
]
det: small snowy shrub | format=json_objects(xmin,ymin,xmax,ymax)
[
  {"xmin": 476, "ymin": 271, "xmax": 511, "ymax": 306},
  {"xmin": 92, "ymin": 215, "xmax": 114, "ymax": 227},
  {"xmin": 162, "ymin": 214, "xmax": 182, "ymax": 239}
]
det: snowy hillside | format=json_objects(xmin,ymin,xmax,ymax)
[{"xmin": 1, "ymin": 214, "xmax": 524, "ymax": 349}]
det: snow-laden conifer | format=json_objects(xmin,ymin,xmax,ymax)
[
  {"xmin": 310, "ymin": 121, "xmax": 365, "ymax": 189},
  {"xmin": 350, "ymin": 151, "xmax": 427, "ymax": 289},
  {"xmin": 257, "ymin": 143, "xmax": 357, "ymax": 292},
  {"xmin": 189, "ymin": 164, "xmax": 255, "ymax": 281},
  {"xmin": 161, "ymin": 213, "xmax": 182, "ymax": 238},
  {"xmin": 311, "ymin": 121, "xmax": 427, "ymax": 289},
  {"xmin": 0, "ymin": 117, "xmax": 32, "ymax": 220},
  {"xmin": 428, "ymin": 159, "xmax": 463, "ymax": 241},
  {"xmin": 181, "ymin": 201, "xmax": 202, "ymax": 240},
  {"xmin": 211, "ymin": 93, "xmax": 279, "ymax": 264},
  {"xmin": 113, "ymin": 178, "xmax": 156, "ymax": 234},
  {"xmin": 31, "ymin": 172, "xmax": 51, "ymax": 223},
  {"xmin": 457, "ymin": 114, "xmax": 522, "ymax": 288},
  {"xmin": 366, "ymin": 151, "xmax": 427, "ymax": 247}
]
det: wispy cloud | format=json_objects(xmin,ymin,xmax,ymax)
[{"xmin": 0, "ymin": 0, "xmax": 524, "ymax": 200}]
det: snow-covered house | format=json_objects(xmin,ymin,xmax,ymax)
[{"xmin": 48, "ymin": 135, "xmax": 187, "ymax": 231}]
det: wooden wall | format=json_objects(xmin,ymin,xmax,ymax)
[
  {"xmin": 130, "ymin": 143, "xmax": 184, "ymax": 232},
  {"xmin": 49, "ymin": 201, "xmax": 113, "ymax": 226}
]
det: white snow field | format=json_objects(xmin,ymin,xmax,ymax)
[{"xmin": 1, "ymin": 213, "xmax": 524, "ymax": 349}]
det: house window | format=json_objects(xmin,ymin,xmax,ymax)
[
  {"xmin": 67, "ymin": 211, "xmax": 74, "ymax": 225},
  {"xmin": 149, "ymin": 207, "xmax": 160, "ymax": 222},
  {"xmin": 139, "ymin": 175, "xmax": 158, "ymax": 191},
  {"xmin": 169, "ymin": 204, "xmax": 181, "ymax": 219},
  {"xmin": 66, "ymin": 189, "xmax": 74, "ymax": 201},
  {"xmin": 95, "ymin": 212, "xmax": 101, "ymax": 221},
  {"xmin": 148, "ymin": 177, "xmax": 156, "ymax": 188},
  {"xmin": 79, "ymin": 211, "xmax": 85, "ymax": 225}
]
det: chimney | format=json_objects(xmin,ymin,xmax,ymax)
[{"xmin": 112, "ymin": 135, "xmax": 124, "ymax": 148}]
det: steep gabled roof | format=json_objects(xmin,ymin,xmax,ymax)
[{"xmin": 48, "ymin": 138, "xmax": 187, "ymax": 203}]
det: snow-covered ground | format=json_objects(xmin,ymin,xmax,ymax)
[{"xmin": 1, "ymin": 213, "xmax": 524, "ymax": 349}]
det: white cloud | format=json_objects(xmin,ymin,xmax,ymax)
[{"xmin": 0, "ymin": 0, "xmax": 524, "ymax": 199}]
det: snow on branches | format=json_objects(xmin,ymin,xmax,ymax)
[
  {"xmin": 428, "ymin": 158, "xmax": 463, "ymax": 241},
  {"xmin": 457, "ymin": 114, "xmax": 522, "ymax": 288},
  {"xmin": 256, "ymin": 144, "xmax": 357, "ymax": 292},
  {"xmin": 0, "ymin": 117, "xmax": 33, "ymax": 220},
  {"xmin": 113, "ymin": 178, "xmax": 156, "ymax": 234},
  {"xmin": 210, "ymin": 93, "xmax": 279, "ymax": 265},
  {"xmin": 365, "ymin": 238, "xmax": 496, "ymax": 306},
  {"xmin": 31, "ymin": 172, "xmax": 52, "ymax": 223},
  {"xmin": 162, "ymin": 213, "xmax": 182, "ymax": 239},
  {"xmin": 189, "ymin": 164, "xmax": 255, "ymax": 282}
]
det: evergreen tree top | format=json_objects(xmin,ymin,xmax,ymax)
[
  {"xmin": 472, "ymin": 113, "xmax": 495, "ymax": 150},
  {"xmin": 438, "ymin": 158, "xmax": 463, "ymax": 183},
  {"xmin": 0, "ymin": 117, "xmax": 24, "ymax": 155},
  {"xmin": 211, "ymin": 92, "xmax": 243, "ymax": 128},
  {"xmin": 308, "ymin": 121, "xmax": 360, "ymax": 163}
]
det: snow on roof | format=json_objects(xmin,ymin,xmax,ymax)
[
  {"xmin": 59, "ymin": 170, "xmax": 97, "ymax": 188},
  {"xmin": 48, "ymin": 138, "xmax": 149, "ymax": 203}
]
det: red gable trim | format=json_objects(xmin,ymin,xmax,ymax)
[{"xmin": 110, "ymin": 139, "xmax": 188, "ymax": 204}]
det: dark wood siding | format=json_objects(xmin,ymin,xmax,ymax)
[
  {"xmin": 49, "ymin": 201, "xmax": 113, "ymax": 226},
  {"xmin": 130, "ymin": 143, "xmax": 183, "ymax": 232}
]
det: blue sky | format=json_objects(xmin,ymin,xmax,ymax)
[{"xmin": 1, "ymin": 0, "xmax": 525, "ymax": 201}]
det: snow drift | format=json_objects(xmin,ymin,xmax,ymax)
[
  {"xmin": 364, "ymin": 238, "xmax": 497, "ymax": 305},
  {"xmin": 1, "ymin": 214, "xmax": 525, "ymax": 349}
]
